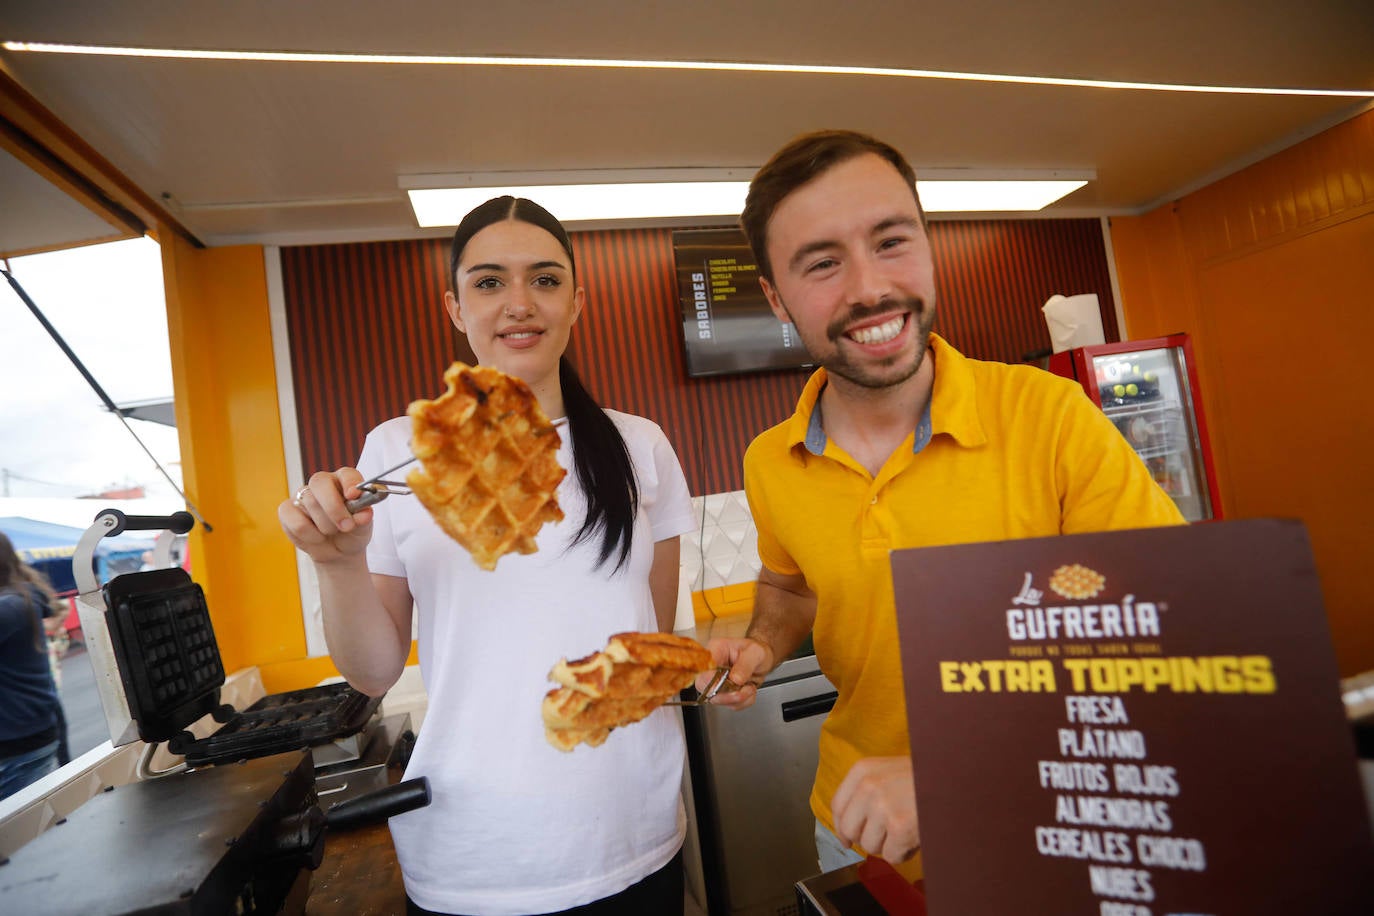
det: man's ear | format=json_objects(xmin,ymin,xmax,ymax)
[
  {"xmin": 760, "ymin": 276, "xmax": 791, "ymax": 325},
  {"xmin": 443, "ymin": 290, "xmax": 465, "ymax": 333}
]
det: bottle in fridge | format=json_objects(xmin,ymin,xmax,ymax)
[{"xmin": 1048, "ymin": 333, "xmax": 1221, "ymax": 522}]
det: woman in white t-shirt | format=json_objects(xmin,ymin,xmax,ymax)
[{"xmin": 280, "ymin": 196, "xmax": 696, "ymax": 916}]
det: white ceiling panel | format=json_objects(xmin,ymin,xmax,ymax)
[
  {"xmin": 1, "ymin": 0, "xmax": 1370, "ymax": 247},
  {"xmin": 0, "ymin": 147, "xmax": 135, "ymax": 257}
]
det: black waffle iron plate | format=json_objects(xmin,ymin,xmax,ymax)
[{"xmin": 102, "ymin": 567, "xmax": 382, "ymax": 766}]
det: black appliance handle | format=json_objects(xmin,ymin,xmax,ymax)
[
  {"xmin": 95, "ymin": 508, "xmax": 196, "ymax": 536},
  {"xmin": 781, "ymin": 690, "xmax": 838, "ymax": 722},
  {"xmin": 325, "ymin": 777, "xmax": 432, "ymax": 831}
]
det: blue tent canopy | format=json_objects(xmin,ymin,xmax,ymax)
[{"xmin": 0, "ymin": 516, "xmax": 157, "ymax": 594}]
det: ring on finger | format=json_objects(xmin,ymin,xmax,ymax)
[{"xmin": 292, "ymin": 485, "xmax": 310, "ymax": 507}]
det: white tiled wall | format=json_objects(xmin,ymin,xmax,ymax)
[{"xmin": 681, "ymin": 490, "xmax": 761, "ymax": 592}]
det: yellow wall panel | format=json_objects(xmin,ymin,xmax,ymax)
[
  {"xmin": 161, "ymin": 236, "xmax": 304, "ymax": 674},
  {"xmin": 691, "ymin": 582, "xmax": 758, "ymax": 625},
  {"xmin": 258, "ymin": 643, "xmax": 422, "ymax": 695}
]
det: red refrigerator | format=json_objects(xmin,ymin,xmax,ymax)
[{"xmin": 1048, "ymin": 333, "xmax": 1221, "ymax": 522}]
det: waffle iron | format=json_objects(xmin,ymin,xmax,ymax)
[
  {"xmin": 0, "ymin": 509, "xmax": 431, "ymax": 914},
  {"xmin": 74, "ymin": 509, "xmax": 381, "ymax": 764},
  {"xmin": 0, "ymin": 745, "xmax": 431, "ymax": 914}
]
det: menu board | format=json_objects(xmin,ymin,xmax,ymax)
[
  {"xmin": 892, "ymin": 519, "xmax": 1374, "ymax": 915},
  {"xmin": 672, "ymin": 228, "xmax": 813, "ymax": 377}
]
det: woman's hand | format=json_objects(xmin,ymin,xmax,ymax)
[{"xmin": 278, "ymin": 468, "xmax": 375, "ymax": 565}]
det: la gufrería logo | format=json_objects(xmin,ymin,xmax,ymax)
[{"xmin": 934, "ymin": 564, "xmax": 1276, "ymax": 696}]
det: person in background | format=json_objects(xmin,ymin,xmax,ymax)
[
  {"xmin": 0, "ymin": 531, "xmax": 67, "ymax": 800},
  {"xmin": 280, "ymin": 196, "xmax": 696, "ymax": 916},
  {"xmin": 41, "ymin": 602, "xmax": 71, "ymax": 767},
  {"xmin": 702, "ymin": 129, "xmax": 1185, "ymax": 872},
  {"xmin": 43, "ymin": 602, "xmax": 70, "ymax": 693}
]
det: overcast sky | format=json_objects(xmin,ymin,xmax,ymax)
[{"xmin": 2, "ymin": 236, "xmax": 183, "ymax": 502}]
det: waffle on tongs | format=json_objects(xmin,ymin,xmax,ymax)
[
  {"xmin": 406, "ymin": 362, "xmax": 566, "ymax": 570},
  {"xmin": 542, "ymin": 632, "xmax": 715, "ymax": 751}
]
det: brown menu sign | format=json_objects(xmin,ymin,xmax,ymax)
[{"xmin": 892, "ymin": 519, "xmax": 1374, "ymax": 916}]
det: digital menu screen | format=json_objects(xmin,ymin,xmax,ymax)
[
  {"xmin": 672, "ymin": 227, "xmax": 813, "ymax": 378},
  {"xmin": 892, "ymin": 520, "xmax": 1374, "ymax": 915}
]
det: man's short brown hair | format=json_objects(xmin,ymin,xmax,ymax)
[{"xmin": 740, "ymin": 129, "xmax": 923, "ymax": 281}]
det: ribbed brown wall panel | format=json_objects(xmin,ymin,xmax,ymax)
[
  {"xmin": 281, "ymin": 219, "xmax": 1115, "ymax": 494},
  {"xmin": 929, "ymin": 219, "xmax": 1120, "ymax": 364},
  {"xmin": 281, "ymin": 239, "xmax": 473, "ymax": 478}
]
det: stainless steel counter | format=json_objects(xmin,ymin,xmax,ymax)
[{"xmin": 678, "ymin": 614, "xmax": 835, "ymax": 916}]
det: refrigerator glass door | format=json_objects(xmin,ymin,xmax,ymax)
[{"xmin": 1091, "ymin": 346, "xmax": 1213, "ymax": 521}]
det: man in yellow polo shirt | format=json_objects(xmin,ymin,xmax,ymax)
[{"xmin": 702, "ymin": 129, "xmax": 1184, "ymax": 872}]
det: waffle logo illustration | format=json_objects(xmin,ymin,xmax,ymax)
[{"xmin": 1048, "ymin": 563, "xmax": 1107, "ymax": 600}]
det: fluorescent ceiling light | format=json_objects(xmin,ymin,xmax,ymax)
[
  {"xmin": 409, "ymin": 182, "xmax": 752, "ymax": 226},
  {"xmin": 5, "ymin": 42, "xmax": 1373, "ymax": 98},
  {"xmin": 405, "ymin": 174, "xmax": 1090, "ymax": 227},
  {"xmin": 916, "ymin": 180, "xmax": 1088, "ymax": 212}
]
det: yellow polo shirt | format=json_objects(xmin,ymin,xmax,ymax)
[{"xmin": 742, "ymin": 334, "xmax": 1185, "ymax": 834}]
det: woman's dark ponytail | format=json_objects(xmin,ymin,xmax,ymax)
[{"xmin": 560, "ymin": 357, "xmax": 638, "ymax": 572}]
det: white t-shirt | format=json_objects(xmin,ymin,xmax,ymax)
[{"xmin": 357, "ymin": 408, "xmax": 696, "ymax": 915}]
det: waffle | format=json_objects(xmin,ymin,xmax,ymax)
[
  {"xmin": 543, "ymin": 632, "xmax": 713, "ymax": 751},
  {"xmin": 406, "ymin": 362, "xmax": 566, "ymax": 570}
]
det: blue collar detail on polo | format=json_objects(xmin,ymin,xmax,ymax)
[{"xmin": 803, "ymin": 388, "xmax": 934, "ymax": 456}]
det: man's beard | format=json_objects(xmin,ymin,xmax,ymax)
[{"xmin": 784, "ymin": 295, "xmax": 936, "ymax": 390}]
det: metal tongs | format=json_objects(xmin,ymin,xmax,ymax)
[
  {"xmin": 664, "ymin": 667, "xmax": 742, "ymax": 707},
  {"xmin": 344, "ymin": 456, "xmax": 418, "ymax": 513}
]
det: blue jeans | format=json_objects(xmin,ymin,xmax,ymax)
[
  {"xmin": 815, "ymin": 819, "xmax": 864, "ymax": 873},
  {"xmin": 0, "ymin": 740, "xmax": 61, "ymax": 801}
]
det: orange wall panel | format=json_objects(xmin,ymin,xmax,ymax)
[
  {"xmin": 1112, "ymin": 108, "xmax": 1374, "ymax": 676},
  {"xmin": 1194, "ymin": 215, "xmax": 1374, "ymax": 675},
  {"xmin": 1178, "ymin": 108, "xmax": 1374, "ymax": 263},
  {"xmin": 1109, "ymin": 207, "xmax": 1197, "ymax": 340}
]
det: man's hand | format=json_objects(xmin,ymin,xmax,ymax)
[
  {"xmin": 696, "ymin": 566, "xmax": 815, "ymax": 710},
  {"xmin": 830, "ymin": 756, "xmax": 920, "ymax": 863},
  {"xmin": 697, "ymin": 637, "xmax": 775, "ymax": 710}
]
